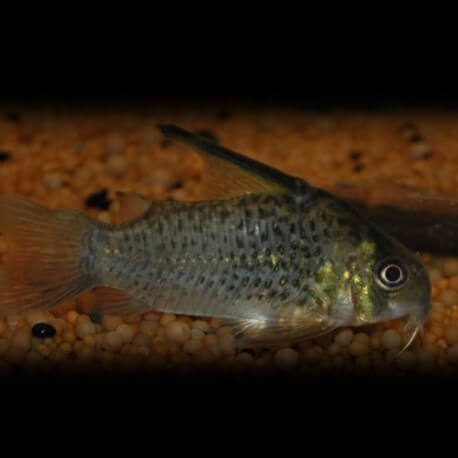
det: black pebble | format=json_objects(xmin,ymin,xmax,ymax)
[
  {"xmin": 419, "ymin": 151, "xmax": 433, "ymax": 160},
  {"xmin": 217, "ymin": 110, "xmax": 231, "ymax": 120},
  {"xmin": 32, "ymin": 322, "xmax": 56, "ymax": 339},
  {"xmin": 0, "ymin": 151, "xmax": 12, "ymax": 162},
  {"xmin": 195, "ymin": 129, "xmax": 220, "ymax": 144},
  {"xmin": 5, "ymin": 111, "xmax": 20, "ymax": 122},
  {"xmin": 89, "ymin": 304, "xmax": 104, "ymax": 324},
  {"xmin": 353, "ymin": 164, "xmax": 365, "ymax": 173},
  {"xmin": 409, "ymin": 134, "xmax": 425, "ymax": 143},
  {"xmin": 349, "ymin": 151, "xmax": 361, "ymax": 161},
  {"xmin": 169, "ymin": 180, "xmax": 183, "ymax": 190},
  {"xmin": 85, "ymin": 188, "xmax": 112, "ymax": 210},
  {"xmin": 160, "ymin": 138, "xmax": 172, "ymax": 149}
]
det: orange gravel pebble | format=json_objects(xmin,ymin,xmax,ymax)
[
  {"xmin": 444, "ymin": 325, "xmax": 458, "ymax": 345},
  {"xmin": 164, "ymin": 320, "xmax": 191, "ymax": 345},
  {"xmin": 440, "ymin": 289, "xmax": 458, "ymax": 307}
]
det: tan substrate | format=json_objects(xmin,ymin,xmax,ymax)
[{"xmin": 0, "ymin": 104, "xmax": 457, "ymax": 375}]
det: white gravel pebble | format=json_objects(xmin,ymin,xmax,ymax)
[
  {"xmin": 165, "ymin": 320, "xmax": 191, "ymax": 345},
  {"xmin": 334, "ymin": 329, "xmax": 354, "ymax": 346},
  {"xmin": 382, "ymin": 329, "xmax": 402, "ymax": 350}
]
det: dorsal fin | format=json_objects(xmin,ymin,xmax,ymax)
[{"xmin": 157, "ymin": 124, "xmax": 309, "ymax": 200}]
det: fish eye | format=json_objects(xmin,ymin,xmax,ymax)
[{"xmin": 375, "ymin": 258, "xmax": 408, "ymax": 290}]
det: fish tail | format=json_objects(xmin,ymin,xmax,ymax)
[{"xmin": 0, "ymin": 194, "xmax": 99, "ymax": 316}]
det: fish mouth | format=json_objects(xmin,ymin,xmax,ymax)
[{"xmin": 411, "ymin": 296, "xmax": 432, "ymax": 325}]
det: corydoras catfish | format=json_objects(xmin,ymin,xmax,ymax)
[{"xmin": 0, "ymin": 125, "xmax": 431, "ymax": 348}]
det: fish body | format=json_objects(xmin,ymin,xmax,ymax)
[
  {"xmin": 0, "ymin": 125, "xmax": 431, "ymax": 345},
  {"xmin": 94, "ymin": 189, "xmax": 353, "ymax": 322}
]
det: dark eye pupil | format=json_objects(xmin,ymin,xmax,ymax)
[
  {"xmin": 376, "ymin": 259, "xmax": 407, "ymax": 289},
  {"xmin": 385, "ymin": 265, "xmax": 401, "ymax": 282}
]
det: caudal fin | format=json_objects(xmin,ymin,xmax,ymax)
[{"xmin": 0, "ymin": 195, "xmax": 98, "ymax": 316}]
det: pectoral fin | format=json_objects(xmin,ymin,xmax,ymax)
[{"xmin": 220, "ymin": 314, "xmax": 337, "ymax": 347}]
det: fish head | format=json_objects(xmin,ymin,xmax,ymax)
[{"xmin": 348, "ymin": 228, "xmax": 431, "ymax": 331}]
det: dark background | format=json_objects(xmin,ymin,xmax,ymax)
[{"xmin": 2, "ymin": 85, "xmax": 458, "ymax": 109}]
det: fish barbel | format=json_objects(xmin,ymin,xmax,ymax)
[{"xmin": 0, "ymin": 125, "xmax": 431, "ymax": 346}]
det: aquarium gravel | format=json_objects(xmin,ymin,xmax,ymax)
[{"xmin": 0, "ymin": 103, "xmax": 458, "ymax": 376}]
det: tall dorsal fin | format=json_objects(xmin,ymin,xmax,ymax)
[{"xmin": 157, "ymin": 124, "xmax": 309, "ymax": 200}]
